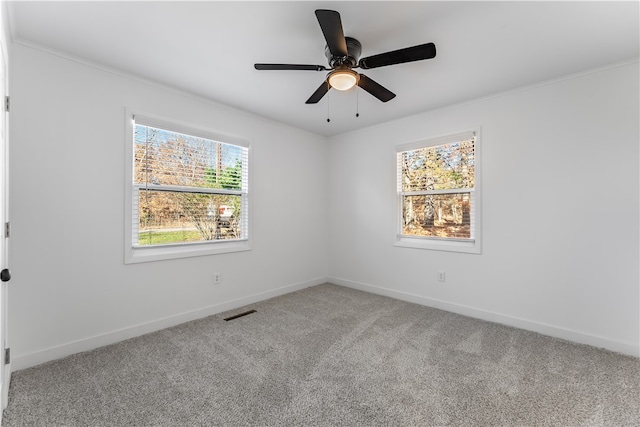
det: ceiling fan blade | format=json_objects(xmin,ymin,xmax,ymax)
[
  {"xmin": 315, "ymin": 9, "xmax": 348, "ymax": 58},
  {"xmin": 357, "ymin": 74, "xmax": 396, "ymax": 102},
  {"xmin": 305, "ymin": 81, "xmax": 330, "ymax": 104},
  {"xmin": 255, "ymin": 63, "xmax": 327, "ymax": 71},
  {"xmin": 358, "ymin": 42, "xmax": 436, "ymax": 69}
]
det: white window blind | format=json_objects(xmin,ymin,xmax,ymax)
[
  {"xmin": 131, "ymin": 115, "xmax": 249, "ymax": 249},
  {"xmin": 396, "ymin": 130, "xmax": 479, "ymax": 251}
]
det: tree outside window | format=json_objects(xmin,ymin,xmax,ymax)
[
  {"xmin": 396, "ymin": 130, "xmax": 480, "ymax": 253},
  {"xmin": 133, "ymin": 123, "xmax": 248, "ymax": 247}
]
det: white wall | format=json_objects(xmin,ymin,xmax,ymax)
[
  {"xmin": 327, "ymin": 61, "xmax": 640, "ymax": 356},
  {"xmin": 7, "ymin": 42, "xmax": 639, "ymax": 369},
  {"xmin": 8, "ymin": 44, "xmax": 329, "ymax": 369}
]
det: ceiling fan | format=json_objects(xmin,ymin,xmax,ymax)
[{"xmin": 254, "ymin": 9, "xmax": 436, "ymax": 104}]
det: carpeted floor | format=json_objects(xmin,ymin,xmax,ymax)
[{"xmin": 2, "ymin": 284, "xmax": 639, "ymax": 426}]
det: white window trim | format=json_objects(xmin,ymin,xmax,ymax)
[
  {"xmin": 124, "ymin": 108, "xmax": 251, "ymax": 264},
  {"xmin": 394, "ymin": 127, "xmax": 482, "ymax": 254}
]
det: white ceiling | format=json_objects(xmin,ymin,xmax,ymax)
[{"xmin": 7, "ymin": 1, "xmax": 640, "ymax": 137}]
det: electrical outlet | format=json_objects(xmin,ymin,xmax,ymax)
[
  {"xmin": 438, "ymin": 271, "xmax": 446, "ymax": 282},
  {"xmin": 213, "ymin": 272, "xmax": 221, "ymax": 285}
]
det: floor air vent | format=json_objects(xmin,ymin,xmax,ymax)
[{"xmin": 224, "ymin": 310, "xmax": 257, "ymax": 321}]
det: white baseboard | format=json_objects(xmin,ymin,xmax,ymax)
[
  {"xmin": 12, "ymin": 277, "xmax": 328, "ymax": 371},
  {"xmin": 329, "ymin": 276, "xmax": 639, "ymax": 358}
]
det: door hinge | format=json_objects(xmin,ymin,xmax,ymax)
[
  {"xmin": 4, "ymin": 348, "xmax": 9, "ymax": 365},
  {"xmin": 4, "ymin": 96, "xmax": 9, "ymax": 113},
  {"xmin": 4, "ymin": 222, "xmax": 9, "ymax": 238}
]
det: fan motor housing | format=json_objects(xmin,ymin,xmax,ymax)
[{"xmin": 325, "ymin": 37, "xmax": 362, "ymax": 68}]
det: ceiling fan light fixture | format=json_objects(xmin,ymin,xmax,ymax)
[
  {"xmin": 328, "ymin": 69, "xmax": 358, "ymax": 91},
  {"xmin": 255, "ymin": 9, "xmax": 434, "ymax": 104}
]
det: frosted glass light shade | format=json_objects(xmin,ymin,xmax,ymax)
[{"xmin": 328, "ymin": 70, "xmax": 358, "ymax": 91}]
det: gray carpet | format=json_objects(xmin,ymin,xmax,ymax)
[{"xmin": 2, "ymin": 284, "xmax": 639, "ymax": 426}]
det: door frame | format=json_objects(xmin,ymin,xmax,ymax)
[{"xmin": 0, "ymin": 0, "xmax": 11, "ymax": 412}]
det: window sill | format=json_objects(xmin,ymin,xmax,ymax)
[
  {"xmin": 125, "ymin": 239, "xmax": 251, "ymax": 264},
  {"xmin": 394, "ymin": 236, "xmax": 481, "ymax": 254}
]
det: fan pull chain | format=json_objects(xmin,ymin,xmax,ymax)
[
  {"xmin": 356, "ymin": 85, "xmax": 360, "ymax": 118},
  {"xmin": 326, "ymin": 89, "xmax": 331, "ymax": 122}
]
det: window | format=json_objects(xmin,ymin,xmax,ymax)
[
  {"xmin": 125, "ymin": 112, "xmax": 250, "ymax": 263},
  {"xmin": 395, "ymin": 129, "xmax": 481, "ymax": 254}
]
